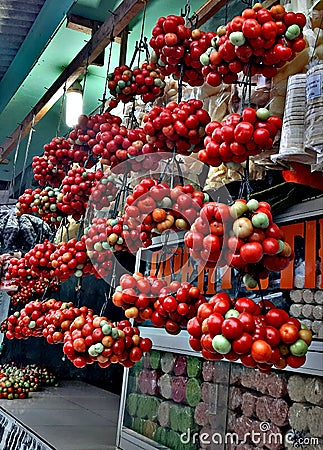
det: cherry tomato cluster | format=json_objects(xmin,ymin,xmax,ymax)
[
  {"xmin": 86, "ymin": 217, "xmax": 129, "ymax": 252},
  {"xmin": 9, "ymin": 278, "xmax": 60, "ymax": 307},
  {"xmin": 149, "ymin": 15, "xmax": 216, "ymax": 86},
  {"xmin": 42, "ymin": 299, "xmax": 87, "ymax": 345},
  {"xmin": 125, "ymin": 179, "xmax": 206, "ymax": 249},
  {"xmin": 50, "ymin": 237, "xmax": 96, "ymax": 282},
  {"xmin": 4, "ymin": 300, "xmax": 51, "ymax": 340},
  {"xmin": 2, "ymin": 299, "xmax": 152, "ymax": 369},
  {"xmin": 93, "ymin": 120, "xmax": 150, "ymax": 171},
  {"xmin": 200, "ymin": 4, "xmax": 307, "ymax": 85},
  {"xmin": 17, "ymin": 186, "xmax": 64, "ymax": 227},
  {"xmin": 225, "ymin": 198, "xmax": 293, "ymax": 287},
  {"xmin": 108, "ymin": 63, "xmax": 166, "ymax": 104},
  {"xmin": 152, "ymin": 281, "xmax": 206, "ymax": 335},
  {"xmin": 184, "ymin": 201, "xmax": 231, "ymax": 268},
  {"xmin": 43, "ymin": 136, "xmax": 88, "ymax": 168},
  {"xmin": 84, "ymin": 217, "xmax": 121, "ymax": 279},
  {"xmin": 198, "ymin": 107, "xmax": 283, "ymax": 166},
  {"xmin": 69, "ymin": 112, "xmax": 120, "ymax": 152},
  {"xmin": 90, "ymin": 172, "xmax": 118, "ymax": 211},
  {"xmin": 32, "ymin": 155, "xmax": 66, "ymax": 188},
  {"xmin": 187, "ymin": 293, "xmax": 312, "ymax": 372},
  {"xmin": 142, "ymin": 99, "xmax": 211, "ymax": 155},
  {"xmin": 112, "ymin": 273, "xmax": 167, "ymax": 321},
  {"xmin": 16, "ymin": 188, "xmax": 39, "ymax": 216},
  {"xmin": 63, "ymin": 316, "xmax": 152, "ymax": 369},
  {"xmin": 57, "ymin": 167, "xmax": 98, "ymax": 219},
  {"xmin": 6, "ymin": 241, "xmax": 57, "ymax": 287}
]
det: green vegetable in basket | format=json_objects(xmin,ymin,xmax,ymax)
[
  {"xmin": 187, "ymin": 356, "xmax": 202, "ymax": 378},
  {"xmin": 178, "ymin": 406, "xmax": 194, "ymax": 434},
  {"xmin": 149, "ymin": 350, "xmax": 161, "ymax": 370},
  {"xmin": 169, "ymin": 404, "xmax": 180, "ymax": 432},
  {"xmin": 147, "ymin": 397, "xmax": 161, "ymax": 421},
  {"xmin": 186, "ymin": 378, "xmax": 201, "ymax": 407},
  {"xmin": 144, "ymin": 420, "xmax": 157, "ymax": 439},
  {"xmin": 126, "ymin": 393, "xmax": 138, "ymax": 417}
]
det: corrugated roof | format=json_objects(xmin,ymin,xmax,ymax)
[{"xmin": 0, "ymin": 0, "xmax": 47, "ymax": 82}]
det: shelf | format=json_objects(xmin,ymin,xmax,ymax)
[
  {"xmin": 139, "ymin": 327, "xmax": 323, "ymax": 376},
  {"xmin": 119, "ymin": 428, "xmax": 168, "ymax": 450}
]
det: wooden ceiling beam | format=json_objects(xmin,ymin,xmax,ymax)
[
  {"xmin": 195, "ymin": 0, "xmax": 278, "ymax": 27},
  {"xmin": 195, "ymin": 0, "xmax": 227, "ymax": 27},
  {"xmin": 1, "ymin": 0, "xmax": 148, "ymax": 159}
]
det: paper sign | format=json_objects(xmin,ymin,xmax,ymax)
[{"xmin": 306, "ymin": 73, "xmax": 322, "ymax": 100}]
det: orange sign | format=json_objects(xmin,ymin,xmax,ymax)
[{"xmin": 149, "ymin": 218, "xmax": 323, "ymax": 293}]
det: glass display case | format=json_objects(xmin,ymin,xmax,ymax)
[{"xmin": 116, "ymin": 198, "xmax": 323, "ymax": 450}]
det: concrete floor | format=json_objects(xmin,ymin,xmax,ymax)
[{"xmin": 0, "ymin": 380, "xmax": 120, "ymax": 450}]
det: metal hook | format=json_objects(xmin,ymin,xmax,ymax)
[{"xmin": 181, "ymin": 0, "xmax": 191, "ymax": 19}]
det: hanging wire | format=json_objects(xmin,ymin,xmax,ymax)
[
  {"xmin": 56, "ymin": 82, "xmax": 67, "ymax": 137},
  {"xmin": 82, "ymin": 51, "xmax": 91, "ymax": 99},
  {"xmin": 100, "ymin": 16, "xmax": 116, "ymax": 114},
  {"xmin": 137, "ymin": 1, "xmax": 147, "ymax": 66},
  {"xmin": 310, "ymin": 16, "xmax": 323, "ymax": 62},
  {"xmin": 129, "ymin": 1, "xmax": 149, "ymax": 68},
  {"xmin": 18, "ymin": 114, "xmax": 36, "ymax": 196},
  {"xmin": 224, "ymin": 0, "xmax": 229, "ymax": 24},
  {"xmin": 9, "ymin": 124, "xmax": 23, "ymax": 197}
]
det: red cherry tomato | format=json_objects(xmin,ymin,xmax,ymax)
[
  {"xmin": 232, "ymin": 332, "xmax": 253, "ymax": 354},
  {"xmin": 251, "ymin": 340, "xmax": 272, "ymax": 363},
  {"xmin": 222, "ymin": 318, "xmax": 244, "ymax": 340},
  {"xmin": 234, "ymin": 122, "xmax": 254, "ymax": 144}
]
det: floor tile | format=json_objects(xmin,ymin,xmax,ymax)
[{"xmin": 0, "ymin": 381, "xmax": 119, "ymax": 450}]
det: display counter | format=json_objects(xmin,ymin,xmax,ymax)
[{"xmin": 116, "ymin": 199, "xmax": 323, "ymax": 450}]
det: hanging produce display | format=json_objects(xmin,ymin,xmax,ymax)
[
  {"xmin": 108, "ymin": 62, "xmax": 166, "ymax": 104},
  {"xmin": 3, "ymin": 0, "xmax": 318, "ymax": 381},
  {"xmin": 184, "ymin": 199, "xmax": 294, "ymax": 286},
  {"xmin": 200, "ymin": 4, "xmax": 307, "ymax": 84},
  {"xmin": 187, "ymin": 292, "xmax": 312, "ymax": 371},
  {"xmin": 142, "ymin": 99, "xmax": 211, "ymax": 155},
  {"xmin": 1, "ymin": 300, "xmax": 153, "ymax": 369},
  {"xmin": 17, "ymin": 186, "xmax": 64, "ymax": 227},
  {"xmin": 198, "ymin": 107, "xmax": 283, "ymax": 166}
]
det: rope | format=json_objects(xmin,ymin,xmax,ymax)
[
  {"xmin": 10, "ymin": 124, "xmax": 23, "ymax": 197},
  {"xmin": 154, "ymin": 229, "xmax": 171, "ymax": 277},
  {"xmin": 74, "ymin": 277, "xmax": 82, "ymax": 308},
  {"xmin": 100, "ymin": 18, "xmax": 115, "ymax": 113},
  {"xmin": 101, "ymin": 261, "xmax": 117, "ymax": 315},
  {"xmin": 137, "ymin": 1, "xmax": 147, "ymax": 66},
  {"xmin": 18, "ymin": 114, "xmax": 35, "ymax": 196},
  {"xmin": 225, "ymin": 0, "xmax": 229, "ymax": 24},
  {"xmin": 56, "ymin": 83, "xmax": 67, "ymax": 137},
  {"xmin": 310, "ymin": 16, "xmax": 323, "ymax": 62}
]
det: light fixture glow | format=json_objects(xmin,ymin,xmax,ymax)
[{"xmin": 66, "ymin": 80, "xmax": 83, "ymax": 128}]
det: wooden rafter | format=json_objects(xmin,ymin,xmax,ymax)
[
  {"xmin": 1, "ymin": 0, "xmax": 148, "ymax": 159},
  {"xmin": 195, "ymin": 0, "xmax": 278, "ymax": 27},
  {"xmin": 195, "ymin": 0, "xmax": 227, "ymax": 27}
]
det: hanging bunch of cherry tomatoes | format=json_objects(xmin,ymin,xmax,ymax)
[
  {"xmin": 198, "ymin": 107, "xmax": 283, "ymax": 167},
  {"xmin": 108, "ymin": 62, "xmax": 166, "ymax": 104},
  {"xmin": 187, "ymin": 292, "xmax": 312, "ymax": 372},
  {"xmin": 142, "ymin": 99, "xmax": 211, "ymax": 156},
  {"xmin": 199, "ymin": 3, "xmax": 306, "ymax": 85},
  {"xmin": 149, "ymin": 15, "xmax": 217, "ymax": 86},
  {"xmin": 124, "ymin": 179, "xmax": 207, "ymax": 250},
  {"xmin": 184, "ymin": 199, "xmax": 293, "ymax": 286},
  {"xmin": 2, "ymin": 300, "xmax": 152, "ymax": 369}
]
